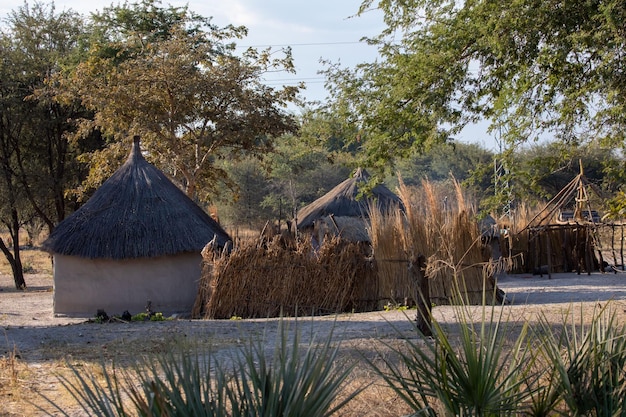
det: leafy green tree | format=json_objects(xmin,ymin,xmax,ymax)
[
  {"xmin": 215, "ymin": 133, "xmax": 352, "ymax": 230},
  {"xmin": 325, "ymin": 0, "xmax": 626, "ymax": 175},
  {"xmin": 391, "ymin": 141, "xmax": 493, "ymax": 184},
  {"xmin": 475, "ymin": 141, "xmax": 616, "ymax": 217},
  {"xmin": 57, "ymin": 0, "xmax": 299, "ymax": 202},
  {"xmin": 214, "ymin": 110, "xmax": 358, "ymax": 230},
  {"xmin": 262, "ymin": 132, "xmax": 352, "ymax": 223},
  {"xmin": 0, "ymin": 2, "xmax": 89, "ymax": 289},
  {"xmin": 216, "ymin": 158, "xmax": 274, "ymax": 229}
]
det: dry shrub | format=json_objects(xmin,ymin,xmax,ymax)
[{"xmin": 194, "ymin": 236, "xmax": 376, "ymax": 319}]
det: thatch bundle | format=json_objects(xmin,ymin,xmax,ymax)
[
  {"xmin": 369, "ymin": 178, "xmax": 498, "ymax": 306},
  {"xmin": 193, "ymin": 236, "xmax": 376, "ymax": 319}
]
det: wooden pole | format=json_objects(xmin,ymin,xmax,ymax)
[
  {"xmin": 409, "ymin": 254, "xmax": 432, "ymax": 337},
  {"xmin": 584, "ymin": 226, "xmax": 592, "ymax": 275},
  {"xmin": 562, "ymin": 227, "xmax": 570, "ymax": 272},
  {"xmin": 546, "ymin": 230, "xmax": 552, "ymax": 279},
  {"xmin": 536, "ymin": 230, "xmax": 543, "ymax": 276},
  {"xmin": 612, "ymin": 225, "xmax": 618, "ymax": 270},
  {"xmin": 619, "ymin": 223, "xmax": 624, "ymax": 271}
]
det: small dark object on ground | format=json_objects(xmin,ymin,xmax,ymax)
[
  {"xmin": 121, "ymin": 310, "xmax": 132, "ymax": 322},
  {"xmin": 95, "ymin": 309, "xmax": 109, "ymax": 322}
]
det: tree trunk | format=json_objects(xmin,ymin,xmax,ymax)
[
  {"xmin": 0, "ymin": 236, "xmax": 26, "ymax": 290},
  {"xmin": 409, "ymin": 254, "xmax": 431, "ymax": 337}
]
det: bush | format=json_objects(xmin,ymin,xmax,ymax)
[
  {"xmin": 534, "ymin": 304, "xmax": 626, "ymax": 416},
  {"xmin": 365, "ymin": 298, "xmax": 532, "ymax": 416}
]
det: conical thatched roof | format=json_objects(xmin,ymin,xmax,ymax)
[
  {"xmin": 295, "ymin": 168, "xmax": 401, "ymax": 229},
  {"xmin": 42, "ymin": 137, "xmax": 231, "ymax": 260}
]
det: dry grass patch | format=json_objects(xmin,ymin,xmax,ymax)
[
  {"xmin": 195, "ymin": 236, "xmax": 376, "ymax": 319},
  {"xmin": 0, "ymin": 247, "xmax": 52, "ymax": 277}
]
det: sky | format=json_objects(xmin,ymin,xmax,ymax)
[{"xmin": 0, "ymin": 0, "xmax": 498, "ymax": 150}]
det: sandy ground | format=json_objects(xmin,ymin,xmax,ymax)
[
  {"xmin": 3, "ymin": 270, "xmax": 626, "ymax": 360},
  {"xmin": 2, "ymin": 270, "xmax": 626, "ymax": 416}
]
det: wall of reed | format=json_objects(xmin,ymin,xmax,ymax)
[
  {"xmin": 193, "ymin": 179, "xmax": 502, "ymax": 319},
  {"xmin": 193, "ymin": 237, "xmax": 376, "ymax": 319}
]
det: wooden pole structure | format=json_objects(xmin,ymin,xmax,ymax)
[
  {"xmin": 619, "ymin": 223, "xmax": 624, "ymax": 271},
  {"xmin": 612, "ymin": 225, "xmax": 618, "ymax": 270},
  {"xmin": 546, "ymin": 229, "xmax": 552, "ymax": 278}
]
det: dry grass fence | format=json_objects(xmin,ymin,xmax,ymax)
[
  {"xmin": 370, "ymin": 178, "xmax": 499, "ymax": 306},
  {"xmin": 193, "ymin": 236, "xmax": 377, "ymax": 319},
  {"xmin": 193, "ymin": 178, "xmax": 502, "ymax": 319}
]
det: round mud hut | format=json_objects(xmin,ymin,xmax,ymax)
[{"xmin": 42, "ymin": 136, "xmax": 231, "ymax": 318}]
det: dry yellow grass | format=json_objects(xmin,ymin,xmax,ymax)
[
  {"xmin": 0, "ymin": 249, "xmax": 52, "ymax": 277},
  {"xmin": 370, "ymin": 178, "xmax": 497, "ymax": 306},
  {"xmin": 195, "ymin": 236, "xmax": 376, "ymax": 319},
  {"xmin": 0, "ymin": 229, "xmax": 52, "ymax": 277}
]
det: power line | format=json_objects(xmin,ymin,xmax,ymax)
[
  {"xmin": 237, "ymin": 40, "xmax": 370, "ymax": 49},
  {"xmin": 263, "ymin": 77, "xmax": 324, "ymax": 82}
]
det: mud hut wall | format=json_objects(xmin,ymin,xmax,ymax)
[{"xmin": 53, "ymin": 252, "xmax": 202, "ymax": 317}]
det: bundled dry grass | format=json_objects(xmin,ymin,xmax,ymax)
[
  {"xmin": 194, "ymin": 236, "xmax": 376, "ymax": 319},
  {"xmin": 370, "ymin": 177, "xmax": 498, "ymax": 306}
]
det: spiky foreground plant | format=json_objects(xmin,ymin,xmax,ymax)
[
  {"xmin": 365, "ymin": 293, "xmax": 533, "ymax": 417},
  {"xmin": 41, "ymin": 319, "xmax": 361, "ymax": 417},
  {"xmin": 535, "ymin": 304, "xmax": 626, "ymax": 417}
]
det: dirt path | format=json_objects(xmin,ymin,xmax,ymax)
[{"xmin": 3, "ymin": 271, "xmax": 626, "ymax": 361}]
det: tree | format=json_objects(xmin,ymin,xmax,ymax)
[
  {"xmin": 324, "ymin": 0, "xmax": 626, "ymax": 175},
  {"xmin": 262, "ymin": 132, "xmax": 352, "ymax": 223},
  {"xmin": 391, "ymin": 141, "xmax": 493, "ymax": 184},
  {"xmin": 0, "ymin": 2, "xmax": 89, "ymax": 289},
  {"xmin": 216, "ymin": 158, "xmax": 274, "ymax": 229},
  {"xmin": 58, "ymin": 0, "xmax": 299, "ymax": 202},
  {"xmin": 215, "ymin": 125, "xmax": 353, "ymax": 230}
]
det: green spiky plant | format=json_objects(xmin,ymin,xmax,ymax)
[
  {"xmin": 228, "ymin": 321, "xmax": 362, "ymax": 417},
  {"xmin": 364, "ymin": 285, "xmax": 534, "ymax": 417},
  {"xmin": 41, "ymin": 319, "xmax": 362, "ymax": 417},
  {"xmin": 534, "ymin": 304, "xmax": 626, "ymax": 417}
]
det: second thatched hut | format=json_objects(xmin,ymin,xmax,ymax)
[{"xmin": 295, "ymin": 167, "xmax": 402, "ymax": 243}]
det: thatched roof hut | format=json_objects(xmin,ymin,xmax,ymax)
[
  {"xmin": 43, "ymin": 136, "xmax": 231, "ymax": 317},
  {"xmin": 295, "ymin": 168, "xmax": 401, "ymax": 241}
]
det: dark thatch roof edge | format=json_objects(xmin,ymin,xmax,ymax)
[
  {"xmin": 42, "ymin": 137, "xmax": 232, "ymax": 260},
  {"xmin": 295, "ymin": 167, "xmax": 402, "ymax": 229}
]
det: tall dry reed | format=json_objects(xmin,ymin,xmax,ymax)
[
  {"xmin": 194, "ymin": 236, "xmax": 376, "ymax": 319},
  {"xmin": 369, "ymin": 176, "xmax": 498, "ymax": 305}
]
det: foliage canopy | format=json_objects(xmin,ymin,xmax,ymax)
[
  {"xmin": 324, "ymin": 0, "xmax": 626, "ymax": 175},
  {"xmin": 55, "ymin": 0, "xmax": 299, "ymax": 202}
]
